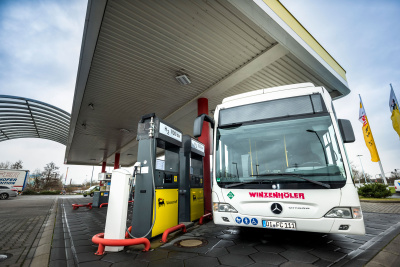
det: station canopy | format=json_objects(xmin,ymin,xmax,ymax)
[
  {"xmin": 0, "ymin": 95, "xmax": 70, "ymax": 145},
  {"xmin": 65, "ymin": 0, "xmax": 350, "ymax": 167}
]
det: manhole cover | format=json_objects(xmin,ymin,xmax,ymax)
[
  {"xmin": 174, "ymin": 238, "xmax": 208, "ymax": 248},
  {"xmin": 0, "ymin": 253, "xmax": 12, "ymax": 262}
]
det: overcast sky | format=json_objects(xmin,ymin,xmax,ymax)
[{"xmin": 0, "ymin": 0, "xmax": 399, "ymax": 184}]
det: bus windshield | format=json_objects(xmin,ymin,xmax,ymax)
[{"xmin": 215, "ymin": 115, "xmax": 347, "ymax": 189}]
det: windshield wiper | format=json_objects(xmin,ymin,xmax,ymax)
[
  {"xmin": 224, "ymin": 179, "xmax": 266, "ymax": 189},
  {"xmin": 250, "ymin": 173, "xmax": 331, "ymax": 189}
]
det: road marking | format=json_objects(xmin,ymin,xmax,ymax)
[{"xmin": 62, "ymin": 202, "xmax": 79, "ymax": 266}]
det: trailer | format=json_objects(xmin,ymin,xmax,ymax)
[{"xmin": 0, "ymin": 169, "xmax": 29, "ymax": 193}]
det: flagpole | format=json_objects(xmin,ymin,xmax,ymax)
[{"xmin": 378, "ymin": 161, "xmax": 387, "ymax": 185}]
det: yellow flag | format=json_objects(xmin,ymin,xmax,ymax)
[
  {"xmin": 389, "ymin": 85, "xmax": 400, "ymax": 138},
  {"xmin": 359, "ymin": 97, "xmax": 380, "ymax": 162},
  {"xmin": 391, "ymin": 109, "xmax": 400, "ymax": 138}
]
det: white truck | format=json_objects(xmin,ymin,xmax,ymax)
[
  {"xmin": 0, "ymin": 169, "xmax": 29, "ymax": 193},
  {"xmin": 194, "ymin": 83, "xmax": 365, "ymax": 235}
]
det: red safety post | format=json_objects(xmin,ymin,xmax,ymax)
[
  {"xmin": 160, "ymin": 224, "xmax": 187, "ymax": 243},
  {"xmin": 199, "ymin": 213, "xmax": 213, "ymax": 225},
  {"xmin": 125, "ymin": 226, "xmax": 132, "ymax": 238},
  {"xmin": 100, "ymin": 200, "xmax": 132, "ymax": 208},
  {"xmin": 72, "ymin": 203, "xmax": 92, "ymax": 210},
  {"xmin": 92, "ymin": 233, "xmax": 150, "ymax": 255},
  {"xmin": 99, "ymin": 203, "xmax": 108, "ymax": 208}
]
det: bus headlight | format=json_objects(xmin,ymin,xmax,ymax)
[
  {"xmin": 325, "ymin": 207, "xmax": 352, "ymax": 219},
  {"xmin": 213, "ymin": 203, "xmax": 238, "ymax": 213},
  {"xmin": 325, "ymin": 207, "xmax": 362, "ymax": 219}
]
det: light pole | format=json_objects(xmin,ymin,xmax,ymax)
[
  {"xmin": 90, "ymin": 166, "xmax": 94, "ymax": 187},
  {"xmin": 357, "ymin": 155, "xmax": 368, "ymax": 184}
]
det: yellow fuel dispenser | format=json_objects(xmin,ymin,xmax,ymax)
[
  {"xmin": 131, "ymin": 113, "xmax": 182, "ymax": 238},
  {"xmin": 179, "ymin": 135, "xmax": 205, "ymax": 222}
]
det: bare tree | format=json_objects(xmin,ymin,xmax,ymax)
[
  {"xmin": 0, "ymin": 161, "xmax": 11, "ymax": 169},
  {"xmin": 351, "ymin": 162, "xmax": 373, "ymax": 184},
  {"xmin": 31, "ymin": 169, "xmax": 42, "ymax": 190},
  {"xmin": 11, "ymin": 160, "xmax": 23, "ymax": 170},
  {"xmin": 388, "ymin": 170, "xmax": 400, "ymax": 185},
  {"xmin": 42, "ymin": 162, "xmax": 62, "ymax": 190},
  {"xmin": 350, "ymin": 162, "xmax": 363, "ymax": 183}
]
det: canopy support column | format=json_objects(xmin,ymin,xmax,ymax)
[
  {"xmin": 198, "ymin": 98, "xmax": 211, "ymax": 214},
  {"xmin": 114, "ymin": 153, "xmax": 120, "ymax": 169}
]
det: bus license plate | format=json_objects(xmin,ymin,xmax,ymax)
[{"xmin": 262, "ymin": 220, "xmax": 296, "ymax": 230}]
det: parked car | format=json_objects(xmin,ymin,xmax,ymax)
[
  {"xmin": 395, "ymin": 179, "xmax": 400, "ymax": 193},
  {"xmin": 83, "ymin": 185, "xmax": 100, "ymax": 197},
  {"xmin": 0, "ymin": 185, "xmax": 18, "ymax": 200}
]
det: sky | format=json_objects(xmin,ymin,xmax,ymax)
[
  {"xmin": 280, "ymin": 0, "xmax": 400, "ymax": 180},
  {"xmin": 0, "ymin": 0, "xmax": 399, "ymax": 184}
]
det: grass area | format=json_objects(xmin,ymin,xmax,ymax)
[
  {"xmin": 390, "ymin": 187, "xmax": 396, "ymax": 194},
  {"xmin": 359, "ymin": 197, "xmax": 400, "ymax": 202}
]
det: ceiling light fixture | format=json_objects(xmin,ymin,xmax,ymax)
[
  {"xmin": 88, "ymin": 103, "xmax": 94, "ymax": 110},
  {"xmin": 81, "ymin": 122, "xmax": 87, "ymax": 129},
  {"xmin": 175, "ymin": 69, "xmax": 191, "ymax": 85},
  {"xmin": 120, "ymin": 128, "xmax": 130, "ymax": 133}
]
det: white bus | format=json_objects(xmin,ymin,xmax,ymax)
[{"xmin": 194, "ymin": 83, "xmax": 365, "ymax": 235}]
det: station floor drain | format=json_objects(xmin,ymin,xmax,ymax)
[
  {"xmin": 174, "ymin": 238, "xmax": 208, "ymax": 248},
  {"xmin": 0, "ymin": 253, "xmax": 12, "ymax": 262}
]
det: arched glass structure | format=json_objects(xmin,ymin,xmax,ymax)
[{"xmin": 0, "ymin": 95, "xmax": 70, "ymax": 145}]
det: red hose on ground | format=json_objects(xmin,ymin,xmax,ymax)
[
  {"xmin": 72, "ymin": 203, "xmax": 92, "ymax": 210},
  {"xmin": 92, "ymin": 233, "xmax": 150, "ymax": 255},
  {"xmin": 161, "ymin": 224, "xmax": 187, "ymax": 243},
  {"xmin": 98, "ymin": 200, "xmax": 133, "ymax": 208},
  {"xmin": 125, "ymin": 226, "xmax": 132, "ymax": 239},
  {"xmin": 199, "ymin": 213, "xmax": 213, "ymax": 225}
]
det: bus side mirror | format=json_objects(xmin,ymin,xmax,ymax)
[
  {"xmin": 194, "ymin": 114, "xmax": 215, "ymax": 137},
  {"xmin": 338, "ymin": 119, "xmax": 355, "ymax": 143}
]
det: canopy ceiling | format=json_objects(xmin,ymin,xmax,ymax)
[{"xmin": 65, "ymin": 0, "xmax": 350, "ymax": 166}]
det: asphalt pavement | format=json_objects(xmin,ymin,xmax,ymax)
[{"xmin": 0, "ymin": 195, "xmax": 399, "ymax": 267}]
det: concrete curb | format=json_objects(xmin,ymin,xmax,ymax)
[
  {"xmin": 361, "ymin": 200, "xmax": 400, "ymax": 203},
  {"xmin": 30, "ymin": 197, "xmax": 58, "ymax": 267}
]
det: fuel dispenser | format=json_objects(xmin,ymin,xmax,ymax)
[
  {"xmin": 179, "ymin": 135, "xmax": 205, "ymax": 222},
  {"xmin": 131, "ymin": 113, "xmax": 182, "ymax": 238},
  {"xmin": 92, "ymin": 172, "xmax": 111, "ymax": 208}
]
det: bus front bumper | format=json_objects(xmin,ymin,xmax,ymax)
[{"xmin": 213, "ymin": 212, "xmax": 365, "ymax": 235}]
